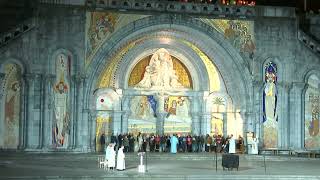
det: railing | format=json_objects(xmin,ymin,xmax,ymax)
[
  {"xmin": 39, "ymin": 0, "xmax": 85, "ymax": 6},
  {"xmin": 0, "ymin": 18, "xmax": 36, "ymax": 48},
  {"xmin": 298, "ymin": 30, "xmax": 320, "ymax": 57},
  {"xmin": 85, "ymin": 0, "xmax": 256, "ymax": 19}
]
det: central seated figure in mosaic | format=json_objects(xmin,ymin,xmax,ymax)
[{"xmin": 136, "ymin": 48, "xmax": 183, "ymax": 89}]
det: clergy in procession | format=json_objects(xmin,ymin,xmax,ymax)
[
  {"xmin": 116, "ymin": 145, "xmax": 126, "ymax": 171},
  {"xmin": 105, "ymin": 143, "xmax": 116, "ymax": 170},
  {"xmin": 170, "ymin": 134, "xmax": 178, "ymax": 154},
  {"xmin": 228, "ymin": 134, "xmax": 236, "ymax": 154}
]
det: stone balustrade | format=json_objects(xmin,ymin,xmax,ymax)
[
  {"xmin": 298, "ymin": 30, "xmax": 320, "ymax": 57},
  {"xmin": 0, "ymin": 18, "xmax": 35, "ymax": 48},
  {"xmin": 85, "ymin": 0, "xmax": 255, "ymax": 19},
  {"xmin": 39, "ymin": 0, "xmax": 85, "ymax": 6}
]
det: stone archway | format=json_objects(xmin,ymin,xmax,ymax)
[
  {"xmin": 84, "ymin": 15, "xmax": 253, "ymax": 150},
  {"xmin": 0, "ymin": 58, "xmax": 27, "ymax": 150}
]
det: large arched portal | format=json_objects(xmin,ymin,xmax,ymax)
[{"xmin": 84, "ymin": 15, "xmax": 253, "ymax": 151}]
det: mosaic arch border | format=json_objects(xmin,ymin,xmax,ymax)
[
  {"xmin": 84, "ymin": 14, "xmax": 253, "ymax": 112},
  {"xmin": 0, "ymin": 57, "xmax": 28, "ymax": 149}
]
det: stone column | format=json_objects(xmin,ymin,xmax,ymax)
[
  {"xmin": 121, "ymin": 95, "xmax": 132, "ymax": 134},
  {"xmin": 201, "ymin": 113, "xmax": 211, "ymax": 135},
  {"xmin": 252, "ymin": 80, "xmax": 264, "ymax": 141},
  {"xmin": 156, "ymin": 112, "xmax": 166, "ymax": 135},
  {"xmin": 70, "ymin": 74, "xmax": 84, "ymax": 149},
  {"xmin": 277, "ymin": 83, "xmax": 291, "ymax": 149},
  {"xmin": 42, "ymin": 74, "xmax": 56, "ymax": 149},
  {"xmin": 23, "ymin": 73, "xmax": 36, "ymax": 149},
  {"xmin": 191, "ymin": 112, "xmax": 200, "ymax": 135},
  {"xmin": 289, "ymin": 82, "xmax": 306, "ymax": 149},
  {"xmin": 122, "ymin": 112, "xmax": 130, "ymax": 134},
  {"xmin": 89, "ymin": 110, "xmax": 97, "ymax": 152},
  {"xmin": 222, "ymin": 112, "xmax": 227, "ymax": 136},
  {"xmin": 0, "ymin": 73, "xmax": 5, "ymax": 94},
  {"xmin": 112, "ymin": 110, "xmax": 123, "ymax": 135},
  {"xmin": 189, "ymin": 96, "xmax": 200, "ymax": 135},
  {"xmin": 0, "ymin": 73, "xmax": 5, "ymax": 122},
  {"xmin": 18, "ymin": 74, "xmax": 30, "ymax": 150}
]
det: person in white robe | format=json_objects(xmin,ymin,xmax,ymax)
[
  {"xmin": 170, "ymin": 134, "xmax": 178, "ymax": 154},
  {"xmin": 228, "ymin": 134, "xmax": 236, "ymax": 154},
  {"xmin": 116, "ymin": 146, "xmax": 125, "ymax": 171},
  {"xmin": 105, "ymin": 143, "xmax": 116, "ymax": 170},
  {"xmin": 252, "ymin": 137, "xmax": 259, "ymax": 155}
]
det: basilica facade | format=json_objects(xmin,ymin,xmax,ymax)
[{"xmin": 0, "ymin": 2, "xmax": 319, "ymax": 152}]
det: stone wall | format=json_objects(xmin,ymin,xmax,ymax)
[{"xmin": 0, "ymin": 6, "xmax": 319, "ymax": 151}]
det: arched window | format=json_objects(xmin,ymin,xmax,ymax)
[
  {"xmin": 0, "ymin": 63, "xmax": 22, "ymax": 149},
  {"xmin": 304, "ymin": 74, "xmax": 320, "ymax": 149},
  {"xmin": 52, "ymin": 53, "xmax": 71, "ymax": 148}
]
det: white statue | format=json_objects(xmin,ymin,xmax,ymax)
[{"xmin": 136, "ymin": 48, "xmax": 183, "ymax": 89}]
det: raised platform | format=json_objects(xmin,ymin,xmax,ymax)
[{"xmin": 0, "ymin": 152, "xmax": 320, "ymax": 179}]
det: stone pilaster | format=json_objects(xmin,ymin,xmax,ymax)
[
  {"xmin": 289, "ymin": 82, "xmax": 307, "ymax": 149},
  {"xmin": 89, "ymin": 110, "xmax": 97, "ymax": 152},
  {"xmin": 121, "ymin": 95, "xmax": 132, "ymax": 134},
  {"xmin": 70, "ymin": 74, "xmax": 85, "ymax": 149},
  {"xmin": 112, "ymin": 110, "xmax": 123, "ymax": 135},
  {"xmin": 200, "ymin": 113, "xmax": 211, "ymax": 135},
  {"xmin": 277, "ymin": 82, "xmax": 291, "ymax": 149},
  {"xmin": 252, "ymin": 80, "xmax": 264, "ymax": 141},
  {"xmin": 190, "ymin": 96, "xmax": 201, "ymax": 135},
  {"xmin": 222, "ymin": 112, "xmax": 227, "ymax": 136},
  {"xmin": 156, "ymin": 112, "xmax": 166, "ymax": 135},
  {"xmin": 23, "ymin": 73, "xmax": 37, "ymax": 149},
  {"xmin": 121, "ymin": 111, "xmax": 130, "ymax": 134},
  {"xmin": 42, "ymin": 74, "xmax": 56, "ymax": 149},
  {"xmin": 191, "ymin": 112, "xmax": 200, "ymax": 135},
  {"xmin": 0, "ymin": 73, "xmax": 5, "ymax": 94},
  {"xmin": 0, "ymin": 73, "xmax": 5, "ymax": 111}
]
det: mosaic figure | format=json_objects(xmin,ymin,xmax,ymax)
[
  {"xmin": 53, "ymin": 54, "xmax": 71, "ymax": 148},
  {"xmin": 263, "ymin": 62, "xmax": 278, "ymax": 148}
]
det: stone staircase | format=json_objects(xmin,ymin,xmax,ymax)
[
  {"xmin": 0, "ymin": 18, "xmax": 36, "ymax": 48},
  {"xmin": 298, "ymin": 14, "xmax": 320, "ymax": 57},
  {"xmin": 0, "ymin": 0, "xmax": 36, "ymax": 48}
]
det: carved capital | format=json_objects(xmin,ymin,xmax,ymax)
[
  {"xmin": 191, "ymin": 112, "xmax": 200, "ymax": 118},
  {"xmin": 71, "ymin": 73, "xmax": 86, "ymax": 84},
  {"xmin": 44, "ymin": 74, "xmax": 56, "ymax": 84},
  {"xmin": 201, "ymin": 113, "xmax": 212, "ymax": 119},
  {"xmin": 252, "ymin": 80, "xmax": 264, "ymax": 88},
  {"xmin": 23, "ymin": 73, "xmax": 37, "ymax": 84},
  {"xmin": 291, "ymin": 82, "xmax": 307, "ymax": 91}
]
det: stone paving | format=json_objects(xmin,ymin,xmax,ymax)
[{"xmin": 0, "ymin": 152, "xmax": 320, "ymax": 179}]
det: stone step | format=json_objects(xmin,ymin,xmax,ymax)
[
  {"xmin": 4, "ymin": 152, "xmax": 316, "ymax": 162},
  {"xmin": 5, "ymin": 175, "xmax": 320, "ymax": 180}
]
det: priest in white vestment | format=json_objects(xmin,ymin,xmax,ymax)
[
  {"xmin": 228, "ymin": 134, "xmax": 236, "ymax": 154},
  {"xmin": 252, "ymin": 137, "xmax": 259, "ymax": 155},
  {"xmin": 105, "ymin": 143, "xmax": 116, "ymax": 170},
  {"xmin": 116, "ymin": 146, "xmax": 126, "ymax": 170}
]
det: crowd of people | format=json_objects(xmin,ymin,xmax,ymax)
[{"xmin": 100, "ymin": 133, "xmax": 244, "ymax": 154}]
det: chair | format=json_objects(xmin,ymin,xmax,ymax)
[{"xmin": 98, "ymin": 156, "xmax": 108, "ymax": 170}]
